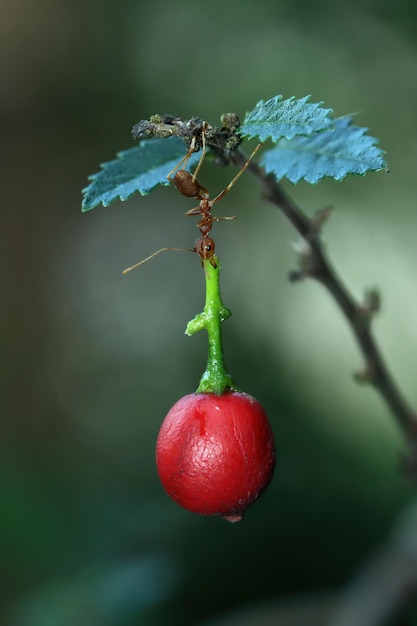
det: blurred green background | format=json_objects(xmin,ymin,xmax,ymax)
[{"xmin": 2, "ymin": 0, "xmax": 417, "ymax": 624}]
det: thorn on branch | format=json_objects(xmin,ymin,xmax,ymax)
[
  {"xmin": 311, "ymin": 205, "xmax": 333, "ymax": 233},
  {"xmin": 287, "ymin": 206, "xmax": 334, "ymax": 283},
  {"xmin": 289, "ymin": 237, "xmax": 321, "ymax": 281},
  {"xmin": 355, "ymin": 287, "xmax": 382, "ymax": 329},
  {"xmin": 288, "ymin": 269, "xmax": 304, "ymax": 283},
  {"xmin": 353, "ymin": 365, "xmax": 376, "ymax": 385},
  {"xmin": 363, "ymin": 287, "xmax": 382, "ymax": 316}
]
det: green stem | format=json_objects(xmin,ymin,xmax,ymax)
[{"xmin": 185, "ymin": 256, "xmax": 238, "ymax": 394}]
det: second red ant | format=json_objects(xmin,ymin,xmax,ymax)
[{"xmin": 123, "ymin": 128, "xmax": 262, "ymax": 274}]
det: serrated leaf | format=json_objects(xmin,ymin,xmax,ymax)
[
  {"xmin": 81, "ymin": 136, "xmax": 200, "ymax": 211},
  {"xmin": 261, "ymin": 116, "xmax": 387, "ymax": 184},
  {"xmin": 239, "ymin": 95, "xmax": 334, "ymax": 143}
]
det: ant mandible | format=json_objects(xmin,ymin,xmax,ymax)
[
  {"xmin": 166, "ymin": 124, "xmax": 262, "ymax": 267},
  {"xmin": 123, "ymin": 126, "xmax": 261, "ymax": 273}
]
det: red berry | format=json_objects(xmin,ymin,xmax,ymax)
[{"xmin": 156, "ymin": 391, "xmax": 275, "ymax": 522}]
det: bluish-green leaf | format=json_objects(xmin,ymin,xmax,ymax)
[
  {"xmin": 239, "ymin": 95, "xmax": 334, "ymax": 143},
  {"xmin": 261, "ymin": 116, "xmax": 387, "ymax": 184},
  {"xmin": 81, "ymin": 137, "xmax": 200, "ymax": 211}
]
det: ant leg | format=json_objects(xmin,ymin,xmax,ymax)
[
  {"xmin": 185, "ymin": 197, "xmax": 210, "ymax": 217},
  {"xmin": 197, "ymin": 215, "xmax": 236, "ymax": 229},
  {"xmin": 210, "ymin": 142, "xmax": 263, "ymax": 206},
  {"xmin": 191, "ymin": 121, "xmax": 208, "ymax": 182},
  {"xmin": 166, "ymin": 135, "xmax": 197, "ymax": 182},
  {"xmin": 166, "ymin": 121, "xmax": 209, "ymax": 183},
  {"xmin": 216, "ymin": 216, "xmax": 236, "ymax": 222},
  {"xmin": 185, "ymin": 205, "xmax": 202, "ymax": 216},
  {"xmin": 202, "ymin": 215, "xmax": 236, "ymax": 223}
]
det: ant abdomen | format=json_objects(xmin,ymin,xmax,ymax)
[{"xmin": 173, "ymin": 170, "xmax": 208, "ymax": 200}]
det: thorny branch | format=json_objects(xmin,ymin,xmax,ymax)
[{"xmin": 229, "ymin": 148, "xmax": 417, "ymax": 449}]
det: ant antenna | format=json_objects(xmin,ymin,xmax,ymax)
[{"xmin": 122, "ymin": 247, "xmax": 194, "ymax": 274}]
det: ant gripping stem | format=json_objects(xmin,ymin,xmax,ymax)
[
  {"xmin": 194, "ymin": 236, "xmax": 216, "ymax": 268},
  {"xmin": 123, "ymin": 141, "xmax": 262, "ymax": 274},
  {"xmin": 122, "ymin": 239, "xmax": 217, "ymax": 275}
]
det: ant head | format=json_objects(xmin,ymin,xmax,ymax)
[{"xmin": 194, "ymin": 237, "xmax": 217, "ymax": 267}]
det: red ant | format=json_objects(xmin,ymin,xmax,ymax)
[
  {"xmin": 167, "ymin": 127, "xmax": 262, "ymax": 267},
  {"xmin": 123, "ymin": 127, "xmax": 262, "ymax": 274}
]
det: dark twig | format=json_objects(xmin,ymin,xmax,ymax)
[{"xmin": 230, "ymin": 149, "xmax": 417, "ymax": 442}]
